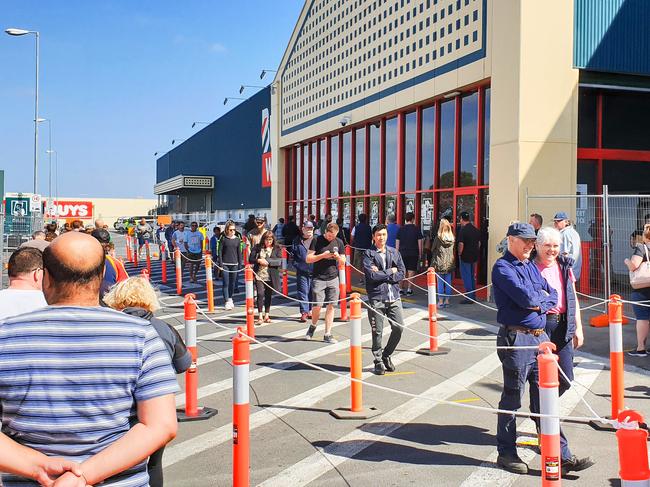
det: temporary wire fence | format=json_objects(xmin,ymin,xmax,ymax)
[{"xmin": 194, "ymin": 303, "xmax": 617, "ymax": 428}]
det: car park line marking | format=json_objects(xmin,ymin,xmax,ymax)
[
  {"xmin": 384, "ymin": 371, "xmax": 416, "ymax": 377},
  {"xmin": 164, "ymin": 319, "xmax": 485, "ymax": 469},
  {"xmin": 175, "ymin": 310, "xmax": 423, "ymax": 406},
  {"xmin": 256, "ymin": 351, "xmax": 503, "ymax": 487},
  {"xmin": 451, "ymin": 397, "xmax": 480, "ymax": 403},
  {"xmin": 458, "ymin": 359, "xmax": 603, "ymax": 487}
]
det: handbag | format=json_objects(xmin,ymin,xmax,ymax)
[{"xmin": 630, "ymin": 244, "xmax": 650, "ymax": 289}]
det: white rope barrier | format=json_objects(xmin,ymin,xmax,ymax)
[{"xmin": 195, "ymin": 304, "xmax": 612, "ymax": 426}]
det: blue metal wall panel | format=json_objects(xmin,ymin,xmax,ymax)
[
  {"xmin": 156, "ymin": 87, "xmax": 271, "ymax": 210},
  {"xmin": 574, "ymin": 0, "xmax": 650, "ymax": 76}
]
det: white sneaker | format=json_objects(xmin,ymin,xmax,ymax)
[{"xmin": 225, "ymin": 299, "xmax": 234, "ymax": 310}]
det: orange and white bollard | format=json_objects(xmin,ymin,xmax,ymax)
[
  {"xmin": 140, "ymin": 268, "xmax": 150, "ymax": 281},
  {"xmin": 338, "ymin": 259, "xmax": 348, "ymax": 321},
  {"xmin": 233, "ymin": 328, "xmax": 250, "ymax": 487},
  {"xmin": 133, "ymin": 238, "xmax": 139, "ymax": 267},
  {"xmin": 616, "ymin": 410, "xmax": 650, "ymax": 486},
  {"xmin": 204, "ymin": 236, "xmax": 210, "ymax": 256},
  {"xmin": 345, "ymin": 245, "xmax": 352, "ymax": 293},
  {"xmin": 145, "ymin": 241, "xmax": 151, "ymax": 276},
  {"xmin": 205, "ymin": 254, "xmax": 214, "ymax": 313},
  {"xmin": 175, "ymin": 248, "xmax": 183, "ymax": 295},
  {"xmin": 281, "ymin": 247, "xmax": 288, "ymax": 295},
  {"xmin": 176, "ymin": 294, "xmax": 218, "ymax": 422},
  {"xmin": 609, "ymin": 294, "xmax": 625, "ymax": 418},
  {"xmin": 125, "ymin": 236, "xmax": 132, "ymax": 262},
  {"xmin": 331, "ymin": 293, "xmax": 380, "ymax": 420},
  {"xmin": 538, "ymin": 342, "xmax": 561, "ymax": 485},
  {"xmin": 417, "ymin": 268, "xmax": 448, "ymax": 356},
  {"xmin": 245, "ymin": 265, "xmax": 255, "ymax": 339},
  {"xmin": 160, "ymin": 243, "xmax": 168, "ymax": 284}
]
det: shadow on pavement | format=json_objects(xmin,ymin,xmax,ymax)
[
  {"xmin": 359, "ymin": 422, "xmax": 494, "ymax": 447},
  {"xmin": 311, "ymin": 439, "xmax": 485, "ymax": 466},
  {"xmin": 257, "ymin": 361, "xmax": 349, "ymax": 373}
]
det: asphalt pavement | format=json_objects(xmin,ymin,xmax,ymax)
[
  {"xmin": 112, "ymin": 232, "xmax": 648, "ymax": 487},
  {"xmin": 4, "ymin": 232, "xmax": 649, "ymax": 486}
]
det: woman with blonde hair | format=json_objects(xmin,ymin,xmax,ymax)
[
  {"xmin": 103, "ymin": 277, "xmax": 191, "ymax": 487},
  {"xmin": 625, "ymin": 223, "xmax": 650, "ymax": 357},
  {"xmin": 249, "ymin": 230, "xmax": 282, "ymax": 324},
  {"xmin": 430, "ymin": 218, "xmax": 455, "ymax": 308}
]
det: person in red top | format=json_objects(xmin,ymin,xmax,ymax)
[{"xmin": 92, "ymin": 228, "xmax": 129, "ymax": 298}]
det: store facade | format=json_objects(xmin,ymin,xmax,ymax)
[{"xmin": 268, "ymin": 0, "xmax": 650, "ymax": 289}]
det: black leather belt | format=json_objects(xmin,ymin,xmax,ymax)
[
  {"xmin": 546, "ymin": 313, "xmax": 566, "ymax": 324},
  {"xmin": 505, "ymin": 326, "xmax": 545, "ymax": 337}
]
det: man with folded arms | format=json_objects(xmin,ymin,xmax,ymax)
[
  {"xmin": 492, "ymin": 222, "xmax": 557, "ymax": 475},
  {"xmin": 0, "ymin": 232, "xmax": 178, "ymax": 486}
]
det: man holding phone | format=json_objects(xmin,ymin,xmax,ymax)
[{"xmin": 305, "ymin": 222, "xmax": 346, "ymax": 343}]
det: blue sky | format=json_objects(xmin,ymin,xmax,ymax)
[{"xmin": 0, "ymin": 0, "xmax": 303, "ymax": 199}]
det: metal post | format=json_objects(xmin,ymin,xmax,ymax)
[
  {"xmin": 33, "ymin": 32, "xmax": 39, "ymax": 194},
  {"xmin": 603, "ymin": 185, "xmax": 612, "ymax": 304}
]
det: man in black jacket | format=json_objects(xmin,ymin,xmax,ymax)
[{"xmin": 363, "ymin": 224, "xmax": 406, "ymax": 375}]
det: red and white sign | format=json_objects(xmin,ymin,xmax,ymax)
[
  {"xmin": 45, "ymin": 200, "xmax": 93, "ymax": 219},
  {"xmin": 261, "ymin": 108, "xmax": 272, "ymax": 188}
]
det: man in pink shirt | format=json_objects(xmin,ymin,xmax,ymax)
[{"xmin": 534, "ymin": 227, "xmax": 592, "ymax": 476}]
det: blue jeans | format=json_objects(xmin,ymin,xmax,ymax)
[
  {"xmin": 460, "ymin": 261, "xmax": 476, "ymax": 300},
  {"xmin": 222, "ymin": 264, "xmax": 240, "ymax": 301},
  {"xmin": 437, "ymin": 272, "xmax": 452, "ymax": 299},
  {"xmin": 296, "ymin": 271, "xmax": 313, "ymax": 314},
  {"xmin": 496, "ymin": 329, "xmax": 544, "ymax": 457}
]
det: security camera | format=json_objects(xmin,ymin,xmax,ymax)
[{"xmin": 340, "ymin": 115, "xmax": 351, "ymax": 127}]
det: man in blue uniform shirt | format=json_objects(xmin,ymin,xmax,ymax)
[{"xmin": 492, "ymin": 223, "xmax": 557, "ymax": 474}]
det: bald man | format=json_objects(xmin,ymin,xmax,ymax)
[{"xmin": 0, "ymin": 232, "xmax": 178, "ymax": 487}]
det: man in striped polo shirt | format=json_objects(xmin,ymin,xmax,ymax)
[{"xmin": 0, "ymin": 232, "xmax": 179, "ymax": 486}]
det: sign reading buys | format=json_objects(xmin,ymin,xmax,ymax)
[{"xmin": 45, "ymin": 200, "xmax": 93, "ymax": 218}]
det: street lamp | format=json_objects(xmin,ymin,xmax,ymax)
[
  {"xmin": 239, "ymin": 84, "xmax": 265, "ymax": 94},
  {"xmin": 171, "ymin": 139, "xmax": 185, "ymax": 145},
  {"xmin": 223, "ymin": 97, "xmax": 246, "ymax": 106},
  {"xmin": 259, "ymin": 69, "xmax": 277, "ymax": 80},
  {"xmin": 36, "ymin": 118, "xmax": 52, "ymax": 204},
  {"xmin": 191, "ymin": 121, "xmax": 210, "ymax": 128},
  {"xmin": 6, "ymin": 27, "xmax": 40, "ymax": 194}
]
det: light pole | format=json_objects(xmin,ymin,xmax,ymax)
[
  {"xmin": 171, "ymin": 139, "xmax": 185, "ymax": 145},
  {"xmin": 37, "ymin": 118, "xmax": 52, "ymax": 204},
  {"xmin": 191, "ymin": 121, "xmax": 210, "ymax": 128},
  {"xmin": 6, "ymin": 27, "xmax": 40, "ymax": 194}
]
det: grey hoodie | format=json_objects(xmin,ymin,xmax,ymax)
[
  {"xmin": 431, "ymin": 235, "xmax": 455, "ymax": 274},
  {"xmin": 123, "ymin": 307, "xmax": 192, "ymax": 374}
]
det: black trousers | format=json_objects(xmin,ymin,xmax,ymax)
[
  {"xmin": 255, "ymin": 280, "xmax": 273, "ymax": 313},
  {"xmin": 148, "ymin": 446, "xmax": 165, "ymax": 486}
]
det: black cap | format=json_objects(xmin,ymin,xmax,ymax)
[
  {"xmin": 460, "ymin": 211, "xmax": 470, "ymax": 221},
  {"xmin": 506, "ymin": 223, "xmax": 537, "ymax": 239},
  {"xmin": 91, "ymin": 228, "xmax": 111, "ymax": 244}
]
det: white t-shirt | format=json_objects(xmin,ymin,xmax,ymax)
[{"xmin": 0, "ymin": 289, "xmax": 48, "ymax": 321}]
